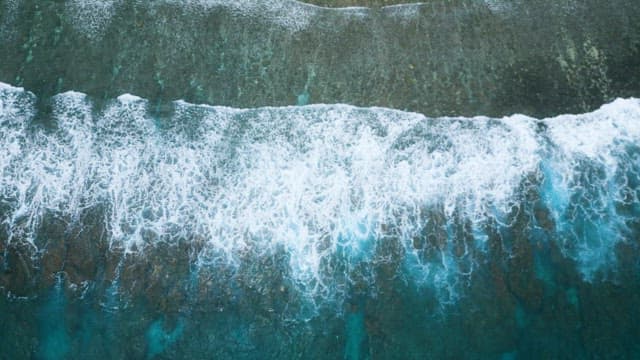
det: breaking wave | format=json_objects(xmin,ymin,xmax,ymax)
[{"xmin": 1, "ymin": 82, "xmax": 639, "ymax": 308}]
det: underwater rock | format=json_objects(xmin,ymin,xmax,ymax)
[
  {"xmin": 1, "ymin": 0, "xmax": 639, "ymax": 117},
  {"xmin": 0, "ymin": 243, "xmax": 38, "ymax": 296}
]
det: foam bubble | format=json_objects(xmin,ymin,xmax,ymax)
[
  {"xmin": 116, "ymin": 93, "xmax": 143, "ymax": 104},
  {"xmin": 0, "ymin": 84, "xmax": 37, "ymax": 247}
]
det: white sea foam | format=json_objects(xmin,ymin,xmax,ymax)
[
  {"xmin": 116, "ymin": 93, "xmax": 143, "ymax": 103},
  {"xmin": 1, "ymin": 81, "xmax": 638, "ymax": 303},
  {"xmin": 61, "ymin": 0, "xmax": 330, "ymax": 36},
  {"xmin": 65, "ymin": 0, "xmax": 120, "ymax": 40},
  {"xmin": 547, "ymin": 98, "xmax": 640, "ymax": 160},
  {"xmin": 57, "ymin": 0, "xmax": 495, "ymax": 38},
  {"xmin": 543, "ymin": 98, "xmax": 640, "ymax": 280}
]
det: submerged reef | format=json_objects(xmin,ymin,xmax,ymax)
[{"xmin": 0, "ymin": 0, "xmax": 639, "ymax": 117}]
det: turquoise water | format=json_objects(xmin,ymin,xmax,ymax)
[{"xmin": 37, "ymin": 275, "xmax": 70, "ymax": 360}]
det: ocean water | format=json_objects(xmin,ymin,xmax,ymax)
[
  {"xmin": 2, "ymin": 0, "xmax": 639, "ymax": 117},
  {"xmin": 0, "ymin": 82, "xmax": 639, "ymax": 358},
  {"xmin": 1, "ymin": 0, "xmax": 640, "ymax": 359}
]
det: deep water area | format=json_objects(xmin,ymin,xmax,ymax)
[{"xmin": 1, "ymin": 0, "xmax": 640, "ymax": 359}]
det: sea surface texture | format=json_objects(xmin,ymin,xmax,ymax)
[{"xmin": 1, "ymin": 0, "xmax": 639, "ymax": 359}]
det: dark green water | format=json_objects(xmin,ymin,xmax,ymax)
[
  {"xmin": 2, "ymin": 0, "xmax": 639, "ymax": 117},
  {"xmin": 1, "ymin": 1, "xmax": 640, "ymax": 359}
]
